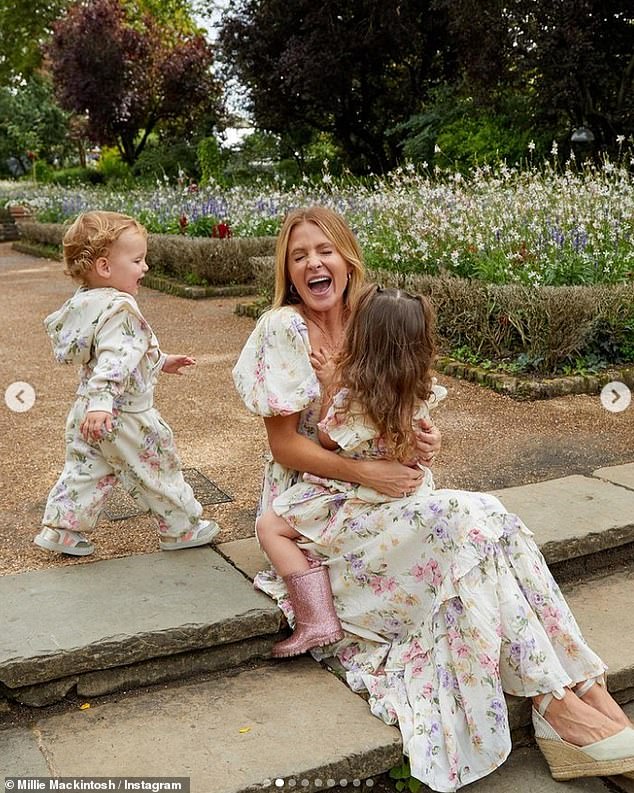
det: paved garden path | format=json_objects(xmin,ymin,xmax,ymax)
[
  {"xmin": 1, "ymin": 240, "xmax": 633, "ymax": 578},
  {"xmin": 2, "ymin": 242, "xmax": 634, "ymax": 792}
]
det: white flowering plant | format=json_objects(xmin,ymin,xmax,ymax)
[{"xmin": 3, "ymin": 148, "xmax": 633, "ymax": 287}]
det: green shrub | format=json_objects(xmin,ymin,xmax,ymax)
[
  {"xmin": 18, "ymin": 221, "xmax": 277, "ymax": 286},
  {"xmin": 97, "ymin": 147, "xmax": 132, "ymax": 184},
  {"xmin": 146, "ymin": 234, "xmax": 276, "ymax": 285},
  {"xmin": 134, "ymin": 140, "xmax": 199, "ymax": 183},
  {"xmin": 18, "ymin": 221, "xmax": 65, "ymax": 247},
  {"xmin": 197, "ymin": 136, "xmax": 226, "ymax": 185},
  {"xmin": 249, "ymin": 255, "xmax": 634, "ymax": 375},
  {"xmin": 33, "ymin": 160, "xmax": 54, "ymax": 182},
  {"xmin": 251, "ymin": 256, "xmax": 276, "ymax": 301},
  {"xmin": 46, "ymin": 167, "xmax": 103, "ymax": 186}
]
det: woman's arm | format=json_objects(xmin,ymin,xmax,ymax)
[{"xmin": 264, "ymin": 413, "xmax": 425, "ymax": 498}]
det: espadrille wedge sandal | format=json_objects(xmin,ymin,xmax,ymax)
[
  {"xmin": 574, "ymin": 675, "xmax": 606, "ymax": 700},
  {"xmin": 574, "ymin": 675, "xmax": 634, "ymax": 781},
  {"xmin": 533, "ymin": 690, "xmax": 634, "ymax": 780}
]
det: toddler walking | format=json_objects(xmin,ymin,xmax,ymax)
[
  {"xmin": 34, "ymin": 210, "xmax": 219, "ymax": 556},
  {"xmin": 257, "ymin": 284, "xmax": 445, "ymax": 656}
]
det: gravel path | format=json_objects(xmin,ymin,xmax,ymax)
[{"xmin": 1, "ymin": 242, "xmax": 633, "ymax": 576}]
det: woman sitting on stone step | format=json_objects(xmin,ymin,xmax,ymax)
[{"xmin": 232, "ymin": 205, "xmax": 634, "ymax": 792}]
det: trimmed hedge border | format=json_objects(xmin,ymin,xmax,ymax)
[
  {"xmin": 13, "ymin": 240, "xmax": 62, "ymax": 260},
  {"xmin": 142, "ymin": 272, "xmax": 256, "ymax": 299},
  {"xmin": 12, "ymin": 220, "xmax": 273, "ymax": 299},
  {"xmin": 234, "ymin": 298, "xmax": 634, "ymax": 401},
  {"xmin": 435, "ymin": 355, "xmax": 634, "ymax": 401}
]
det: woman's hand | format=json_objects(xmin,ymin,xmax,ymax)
[
  {"xmin": 415, "ymin": 419, "xmax": 441, "ymax": 467},
  {"xmin": 356, "ymin": 458, "xmax": 425, "ymax": 498},
  {"xmin": 162, "ymin": 354, "xmax": 196, "ymax": 375}
]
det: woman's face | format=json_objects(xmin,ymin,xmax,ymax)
[{"xmin": 287, "ymin": 221, "xmax": 351, "ymax": 314}]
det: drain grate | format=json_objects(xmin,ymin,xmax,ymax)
[{"xmin": 103, "ymin": 467, "xmax": 232, "ymax": 521}]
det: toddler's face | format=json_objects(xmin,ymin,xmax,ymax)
[{"xmin": 105, "ymin": 229, "xmax": 148, "ymax": 296}]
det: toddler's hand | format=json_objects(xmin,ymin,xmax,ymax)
[
  {"xmin": 310, "ymin": 347, "xmax": 335, "ymax": 388},
  {"xmin": 80, "ymin": 411, "xmax": 112, "ymax": 442},
  {"xmin": 162, "ymin": 354, "xmax": 196, "ymax": 375},
  {"xmin": 414, "ymin": 418, "xmax": 441, "ymax": 467}
]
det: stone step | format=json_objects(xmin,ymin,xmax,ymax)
[
  {"xmin": 489, "ymin": 465, "xmax": 634, "ymax": 583},
  {"xmin": 219, "ymin": 465, "xmax": 634, "ymax": 588},
  {"xmin": 0, "ymin": 548, "xmax": 282, "ymax": 706},
  {"xmin": 3, "ymin": 465, "xmax": 634, "ymax": 708},
  {"xmin": 2, "ymin": 570, "xmax": 633, "ymax": 792},
  {"xmin": 1, "ymin": 657, "xmax": 402, "ymax": 793},
  {"xmin": 505, "ymin": 567, "xmax": 634, "ymax": 732}
]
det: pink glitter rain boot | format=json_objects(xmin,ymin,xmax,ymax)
[{"xmin": 271, "ymin": 565, "xmax": 344, "ymax": 658}]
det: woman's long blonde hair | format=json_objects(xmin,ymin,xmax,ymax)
[
  {"xmin": 272, "ymin": 206, "xmax": 366, "ymax": 309},
  {"xmin": 331, "ymin": 285, "xmax": 436, "ymax": 462}
]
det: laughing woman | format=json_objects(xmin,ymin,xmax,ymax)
[{"xmin": 233, "ymin": 206, "xmax": 634, "ymax": 792}]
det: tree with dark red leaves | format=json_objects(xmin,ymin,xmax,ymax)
[{"xmin": 47, "ymin": 0, "xmax": 222, "ymax": 165}]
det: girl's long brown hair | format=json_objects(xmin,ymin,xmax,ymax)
[{"xmin": 331, "ymin": 285, "xmax": 436, "ymax": 461}]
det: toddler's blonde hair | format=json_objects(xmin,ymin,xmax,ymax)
[{"xmin": 62, "ymin": 210, "xmax": 147, "ymax": 283}]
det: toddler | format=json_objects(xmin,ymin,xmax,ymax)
[{"xmin": 34, "ymin": 210, "xmax": 219, "ymax": 556}]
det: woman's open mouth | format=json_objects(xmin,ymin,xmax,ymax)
[{"xmin": 307, "ymin": 276, "xmax": 332, "ymax": 294}]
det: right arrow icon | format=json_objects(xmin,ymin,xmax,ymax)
[{"xmin": 601, "ymin": 381, "xmax": 632, "ymax": 413}]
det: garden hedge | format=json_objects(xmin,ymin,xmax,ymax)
[
  {"xmin": 15, "ymin": 221, "xmax": 276, "ymax": 286},
  {"xmin": 252, "ymin": 256, "xmax": 634, "ymax": 377}
]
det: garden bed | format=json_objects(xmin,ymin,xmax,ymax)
[
  {"xmin": 242, "ymin": 256, "xmax": 634, "ymax": 399},
  {"xmin": 12, "ymin": 220, "xmax": 274, "ymax": 296}
]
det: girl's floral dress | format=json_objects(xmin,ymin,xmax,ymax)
[{"xmin": 232, "ymin": 306, "xmax": 606, "ymax": 793}]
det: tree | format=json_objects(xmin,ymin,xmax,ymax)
[
  {"xmin": 219, "ymin": 0, "xmax": 456, "ymax": 174},
  {"xmin": 47, "ymin": 0, "xmax": 223, "ymax": 166},
  {"xmin": 0, "ymin": 0, "xmax": 70, "ymax": 84},
  {"xmin": 0, "ymin": 74, "xmax": 73, "ymax": 176},
  {"xmin": 437, "ymin": 0, "xmax": 634, "ymax": 150}
]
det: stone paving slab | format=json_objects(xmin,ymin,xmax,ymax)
[
  {"xmin": 0, "ymin": 726, "xmax": 50, "ymax": 777},
  {"xmin": 490, "ymin": 475, "xmax": 634, "ymax": 565},
  {"xmin": 454, "ymin": 746, "xmax": 610, "ymax": 793},
  {"xmin": 221, "ymin": 473, "xmax": 634, "ymax": 584},
  {"xmin": 4, "ymin": 658, "xmax": 402, "ymax": 793},
  {"xmin": 565, "ymin": 569, "xmax": 634, "ymax": 696},
  {"xmin": 0, "ymin": 548, "xmax": 281, "ymax": 689},
  {"xmin": 219, "ymin": 537, "xmax": 269, "ymax": 581},
  {"xmin": 594, "ymin": 463, "xmax": 634, "ymax": 491},
  {"xmin": 504, "ymin": 568, "xmax": 634, "ymax": 732}
]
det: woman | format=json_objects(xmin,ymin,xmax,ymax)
[{"xmin": 233, "ymin": 206, "xmax": 634, "ymax": 792}]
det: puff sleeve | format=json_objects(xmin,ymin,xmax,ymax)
[
  {"xmin": 317, "ymin": 390, "xmax": 377, "ymax": 450},
  {"xmin": 232, "ymin": 307, "xmax": 320, "ymax": 417}
]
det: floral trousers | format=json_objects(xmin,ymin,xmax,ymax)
[{"xmin": 43, "ymin": 397, "xmax": 202, "ymax": 537}]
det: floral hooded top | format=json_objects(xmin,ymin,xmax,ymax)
[{"xmin": 44, "ymin": 287, "xmax": 166, "ymax": 414}]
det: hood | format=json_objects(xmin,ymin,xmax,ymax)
[{"xmin": 44, "ymin": 287, "xmax": 142, "ymax": 365}]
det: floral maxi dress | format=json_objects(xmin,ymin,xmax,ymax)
[{"xmin": 232, "ymin": 306, "xmax": 606, "ymax": 793}]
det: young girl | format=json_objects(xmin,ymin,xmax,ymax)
[
  {"xmin": 257, "ymin": 285, "xmax": 446, "ymax": 657},
  {"xmin": 34, "ymin": 210, "xmax": 219, "ymax": 556}
]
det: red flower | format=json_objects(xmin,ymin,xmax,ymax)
[
  {"xmin": 212, "ymin": 221, "xmax": 232, "ymax": 239},
  {"xmin": 179, "ymin": 214, "xmax": 189, "ymax": 232}
]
